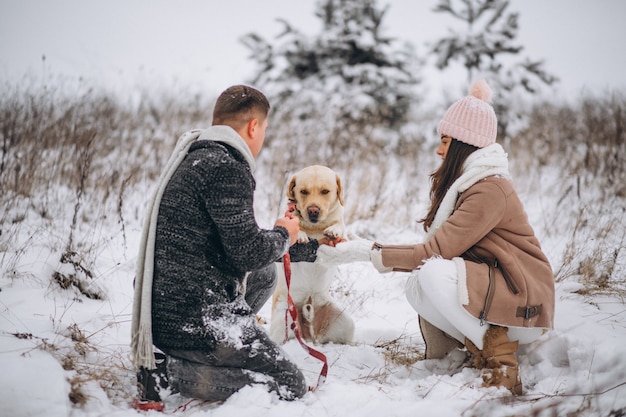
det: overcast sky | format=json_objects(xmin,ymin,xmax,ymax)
[{"xmin": 1, "ymin": 0, "xmax": 625, "ymax": 101}]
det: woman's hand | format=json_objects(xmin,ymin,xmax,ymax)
[
  {"xmin": 318, "ymin": 236, "xmax": 347, "ymax": 247},
  {"xmin": 314, "ymin": 239, "xmax": 374, "ymax": 265}
]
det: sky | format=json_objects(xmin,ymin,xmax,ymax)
[{"xmin": 1, "ymin": 0, "xmax": 625, "ymax": 101}]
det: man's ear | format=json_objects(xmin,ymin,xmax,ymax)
[{"xmin": 247, "ymin": 118, "xmax": 259, "ymax": 140}]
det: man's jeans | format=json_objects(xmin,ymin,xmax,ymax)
[{"xmin": 163, "ymin": 264, "xmax": 307, "ymax": 401}]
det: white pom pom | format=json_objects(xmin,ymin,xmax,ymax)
[{"xmin": 469, "ymin": 79, "xmax": 492, "ymax": 102}]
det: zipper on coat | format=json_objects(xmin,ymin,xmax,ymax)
[
  {"xmin": 478, "ymin": 265, "xmax": 496, "ymax": 326},
  {"xmin": 495, "ymin": 259, "xmax": 519, "ymax": 294}
]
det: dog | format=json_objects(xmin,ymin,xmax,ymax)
[
  {"xmin": 288, "ymin": 164, "xmax": 347, "ymax": 244},
  {"xmin": 269, "ymin": 165, "xmax": 355, "ymax": 345}
]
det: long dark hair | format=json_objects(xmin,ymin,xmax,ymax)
[{"xmin": 420, "ymin": 138, "xmax": 479, "ymax": 232}]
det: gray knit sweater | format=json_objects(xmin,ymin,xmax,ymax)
[{"xmin": 152, "ymin": 140, "xmax": 303, "ymax": 350}]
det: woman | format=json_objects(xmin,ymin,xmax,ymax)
[{"xmin": 369, "ymin": 80, "xmax": 554, "ymax": 395}]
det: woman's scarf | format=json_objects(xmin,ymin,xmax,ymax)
[{"xmin": 425, "ymin": 143, "xmax": 510, "ymax": 241}]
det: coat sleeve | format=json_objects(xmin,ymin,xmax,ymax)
[
  {"xmin": 381, "ymin": 180, "xmax": 508, "ymax": 270},
  {"xmin": 288, "ymin": 240, "xmax": 320, "ymax": 262}
]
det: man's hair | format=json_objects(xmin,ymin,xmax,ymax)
[{"xmin": 212, "ymin": 85, "xmax": 270, "ymax": 130}]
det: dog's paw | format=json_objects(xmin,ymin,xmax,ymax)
[
  {"xmin": 323, "ymin": 224, "xmax": 346, "ymax": 240},
  {"xmin": 296, "ymin": 230, "xmax": 310, "ymax": 243}
]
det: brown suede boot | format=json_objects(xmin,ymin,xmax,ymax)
[
  {"xmin": 480, "ymin": 326, "xmax": 522, "ymax": 395},
  {"xmin": 464, "ymin": 337, "xmax": 485, "ymax": 369},
  {"xmin": 464, "ymin": 327, "xmax": 522, "ymax": 395},
  {"xmin": 419, "ymin": 317, "xmax": 464, "ymax": 360}
]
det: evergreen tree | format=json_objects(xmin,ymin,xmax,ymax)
[
  {"xmin": 431, "ymin": 0, "xmax": 558, "ymax": 138},
  {"xmin": 240, "ymin": 0, "xmax": 423, "ymax": 164}
]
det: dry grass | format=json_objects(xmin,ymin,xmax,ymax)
[
  {"xmin": 512, "ymin": 92, "xmax": 626, "ymax": 295},
  {"xmin": 375, "ymin": 336, "xmax": 424, "ymax": 367},
  {"xmin": 1, "ymin": 80, "xmax": 625, "ymax": 406},
  {"xmin": 16, "ymin": 320, "xmax": 135, "ymax": 409}
]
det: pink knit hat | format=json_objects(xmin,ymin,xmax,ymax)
[{"xmin": 437, "ymin": 79, "xmax": 497, "ymax": 148}]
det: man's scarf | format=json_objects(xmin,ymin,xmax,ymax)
[{"xmin": 130, "ymin": 125, "xmax": 254, "ymax": 370}]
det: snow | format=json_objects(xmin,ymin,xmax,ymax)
[
  {"xmin": 1, "ymin": 172, "xmax": 626, "ymax": 417},
  {"xmin": 1, "ymin": 0, "xmax": 625, "ymax": 410}
]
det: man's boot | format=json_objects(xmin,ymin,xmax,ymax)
[
  {"xmin": 134, "ymin": 352, "xmax": 170, "ymax": 411},
  {"xmin": 465, "ymin": 326, "xmax": 522, "ymax": 395}
]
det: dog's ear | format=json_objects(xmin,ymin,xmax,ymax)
[
  {"xmin": 287, "ymin": 175, "xmax": 297, "ymax": 201},
  {"xmin": 335, "ymin": 173, "xmax": 344, "ymax": 206}
]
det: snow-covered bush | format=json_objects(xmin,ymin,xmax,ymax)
[
  {"xmin": 430, "ymin": 0, "xmax": 558, "ymax": 139},
  {"xmin": 241, "ymin": 0, "xmax": 424, "ymax": 165}
]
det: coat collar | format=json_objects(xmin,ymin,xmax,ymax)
[{"xmin": 198, "ymin": 125, "xmax": 256, "ymax": 173}]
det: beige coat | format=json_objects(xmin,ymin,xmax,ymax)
[{"xmin": 381, "ymin": 176, "xmax": 554, "ymax": 329}]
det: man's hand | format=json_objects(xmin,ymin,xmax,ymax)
[{"xmin": 275, "ymin": 216, "xmax": 300, "ymax": 246}]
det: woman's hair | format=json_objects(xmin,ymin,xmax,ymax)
[
  {"xmin": 212, "ymin": 85, "xmax": 270, "ymax": 130},
  {"xmin": 420, "ymin": 138, "xmax": 479, "ymax": 232}
]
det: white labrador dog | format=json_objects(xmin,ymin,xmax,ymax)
[{"xmin": 270, "ymin": 165, "xmax": 369, "ymax": 345}]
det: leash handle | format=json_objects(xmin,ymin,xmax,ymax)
[{"xmin": 282, "ymin": 252, "xmax": 329, "ymax": 390}]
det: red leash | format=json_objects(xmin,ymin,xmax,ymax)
[
  {"xmin": 283, "ymin": 252, "xmax": 328, "ymax": 390},
  {"xmin": 282, "ymin": 203, "xmax": 328, "ymax": 390}
]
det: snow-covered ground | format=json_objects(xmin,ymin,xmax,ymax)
[
  {"xmin": 2, "ymin": 0, "xmax": 625, "ymax": 412},
  {"xmin": 1, "ymin": 160, "xmax": 626, "ymax": 417}
]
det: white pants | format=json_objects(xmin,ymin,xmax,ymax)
[{"xmin": 405, "ymin": 258, "xmax": 543, "ymax": 350}]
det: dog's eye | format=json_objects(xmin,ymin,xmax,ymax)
[
  {"xmin": 321, "ymin": 189, "xmax": 330, "ymax": 195},
  {"xmin": 300, "ymin": 190, "xmax": 309, "ymax": 195}
]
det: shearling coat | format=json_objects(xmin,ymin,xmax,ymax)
[{"xmin": 380, "ymin": 175, "xmax": 554, "ymax": 329}]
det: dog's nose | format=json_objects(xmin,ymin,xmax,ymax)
[{"xmin": 307, "ymin": 206, "xmax": 320, "ymax": 222}]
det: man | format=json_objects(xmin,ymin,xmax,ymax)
[{"xmin": 131, "ymin": 85, "xmax": 315, "ymax": 406}]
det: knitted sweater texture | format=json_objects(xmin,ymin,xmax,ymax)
[{"xmin": 152, "ymin": 140, "xmax": 289, "ymax": 350}]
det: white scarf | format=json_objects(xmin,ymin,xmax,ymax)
[
  {"xmin": 131, "ymin": 125, "xmax": 255, "ymax": 370},
  {"xmin": 425, "ymin": 143, "xmax": 510, "ymax": 241}
]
